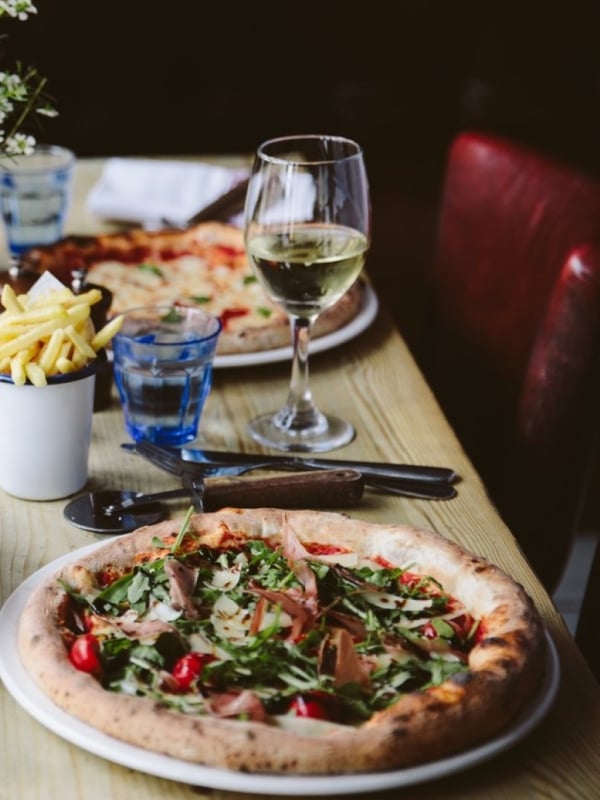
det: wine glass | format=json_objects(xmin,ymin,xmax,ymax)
[{"xmin": 243, "ymin": 134, "xmax": 371, "ymax": 452}]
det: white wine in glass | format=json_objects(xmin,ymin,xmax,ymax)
[{"xmin": 244, "ymin": 134, "xmax": 371, "ymax": 452}]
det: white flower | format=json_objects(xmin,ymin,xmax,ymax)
[
  {"xmin": 5, "ymin": 132, "xmax": 35, "ymax": 154},
  {"xmin": 0, "ymin": 72, "xmax": 28, "ymax": 102},
  {"xmin": 0, "ymin": 1, "xmax": 37, "ymax": 21},
  {"xmin": 0, "ymin": 2, "xmax": 57, "ymax": 157},
  {"xmin": 0, "ymin": 99, "xmax": 14, "ymax": 123},
  {"xmin": 36, "ymin": 105, "xmax": 58, "ymax": 118}
]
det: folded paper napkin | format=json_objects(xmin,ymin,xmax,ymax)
[{"xmin": 86, "ymin": 158, "xmax": 250, "ymax": 228}]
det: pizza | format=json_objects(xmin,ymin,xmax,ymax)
[
  {"xmin": 19, "ymin": 222, "xmax": 366, "ymax": 356},
  {"xmin": 17, "ymin": 507, "xmax": 546, "ymax": 775}
]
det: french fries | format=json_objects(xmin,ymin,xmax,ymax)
[{"xmin": 0, "ymin": 282, "xmax": 123, "ymax": 387}]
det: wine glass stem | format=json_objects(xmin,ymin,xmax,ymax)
[{"xmin": 280, "ymin": 314, "xmax": 323, "ymax": 430}]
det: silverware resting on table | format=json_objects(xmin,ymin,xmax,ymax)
[
  {"xmin": 71, "ymin": 438, "xmax": 445, "ymax": 536},
  {"xmin": 122, "ymin": 441, "xmax": 459, "ymax": 502},
  {"xmin": 64, "ymin": 467, "xmax": 366, "ymax": 535},
  {"xmin": 178, "ymin": 446, "xmax": 457, "ymax": 485},
  {"xmin": 111, "ymin": 469, "xmax": 365, "ymax": 514}
]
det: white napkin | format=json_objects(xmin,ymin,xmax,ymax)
[
  {"xmin": 26, "ymin": 271, "xmax": 67, "ymax": 301},
  {"xmin": 86, "ymin": 158, "xmax": 250, "ymax": 228}
]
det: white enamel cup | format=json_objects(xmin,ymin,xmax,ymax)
[{"xmin": 0, "ymin": 364, "xmax": 96, "ymax": 501}]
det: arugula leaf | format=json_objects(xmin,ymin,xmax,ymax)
[
  {"xmin": 70, "ymin": 526, "xmax": 475, "ymax": 724},
  {"xmin": 171, "ymin": 505, "xmax": 195, "ymax": 553},
  {"xmin": 431, "ymin": 618, "xmax": 456, "ymax": 639},
  {"xmin": 138, "ymin": 263, "xmax": 164, "ymax": 277},
  {"xmin": 128, "ymin": 569, "xmax": 150, "ymax": 605},
  {"xmin": 57, "ymin": 579, "xmax": 89, "ymax": 606},
  {"xmin": 96, "ymin": 571, "xmax": 138, "ymax": 606},
  {"xmin": 161, "ymin": 307, "xmax": 185, "ymax": 323}
]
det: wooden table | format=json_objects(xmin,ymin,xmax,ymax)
[{"xmin": 1, "ymin": 158, "xmax": 598, "ymax": 800}]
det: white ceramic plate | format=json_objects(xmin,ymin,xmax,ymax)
[
  {"xmin": 0, "ymin": 541, "xmax": 560, "ymax": 796},
  {"xmin": 213, "ymin": 283, "xmax": 379, "ymax": 369},
  {"xmin": 105, "ymin": 285, "xmax": 379, "ymax": 370}
]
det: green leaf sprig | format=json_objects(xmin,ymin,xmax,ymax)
[{"xmin": 171, "ymin": 505, "xmax": 196, "ymax": 553}]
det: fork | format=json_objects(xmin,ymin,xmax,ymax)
[
  {"xmin": 123, "ymin": 442, "xmax": 457, "ymax": 500},
  {"xmin": 125, "ymin": 441, "xmax": 273, "ymax": 479}
]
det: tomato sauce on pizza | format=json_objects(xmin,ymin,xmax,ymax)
[{"xmin": 20, "ymin": 222, "xmax": 365, "ymax": 356}]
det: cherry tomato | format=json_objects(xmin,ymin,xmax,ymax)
[
  {"xmin": 399, "ymin": 570, "xmax": 421, "ymax": 586},
  {"xmin": 421, "ymin": 621, "xmax": 438, "ymax": 639},
  {"xmin": 69, "ymin": 633, "xmax": 102, "ymax": 676},
  {"xmin": 172, "ymin": 652, "xmax": 213, "ymax": 691},
  {"xmin": 288, "ymin": 695, "xmax": 329, "ymax": 720}
]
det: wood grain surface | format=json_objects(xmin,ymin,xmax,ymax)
[{"xmin": 0, "ymin": 158, "xmax": 598, "ymax": 800}]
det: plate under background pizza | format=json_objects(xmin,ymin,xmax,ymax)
[
  {"xmin": 20, "ymin": 222, "xmax": 367, "ymax": 357},
  {"xmin": 17, "ymin": 508, "xmax": 547, "ymax": 776}
]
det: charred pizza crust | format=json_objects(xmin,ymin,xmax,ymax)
[
  {"xmin": 20, "ymin": 222, "xmax": 366, "ymax": 355},
  {"xmin": 18, "ymin": 508, "xmax": 545, "ymax": 775}
]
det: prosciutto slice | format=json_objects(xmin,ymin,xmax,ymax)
[
  {"xmin": 207, "ymin": 690, "xmax": 268, "ymax": 722},
  {"xmin": 164, "ymin": 558, "xmax": 200, "ymax": 619},
  {"xmin": 319, "ymin": 627, "xmax": 372, "ymax": 689}
]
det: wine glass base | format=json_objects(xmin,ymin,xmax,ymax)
[{"xmin": 247, "ymin": 411, "xmax": 355, "ymax": 453}]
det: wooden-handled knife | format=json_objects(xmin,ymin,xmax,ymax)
[
  {"xmin": 63, "ymin": 470, "xmax": 365, "ymax": 535},
  {"xmin": 202, "ymin": 468, "xmax": 364, "ymax": 510}
]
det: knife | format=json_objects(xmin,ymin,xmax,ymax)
[
  {"xmin": 122, "ymin": 441, "xmax": 458, "ymax": 501},
  {"xmin": 163, "ymin": 178, "xmax": 250, "ymax": 229},
  {"xmin": 64, "ymin": 470, "xmax": 366, "ymax": 535},
  {"xmin": 205, "ymin": 469, "xmax": 364, "ymax": 509},
  {"xmin": 179, "ymin": 447, "xmax": 458, "ymax": 486},
  {"xmin": 115, "ymin": 469, "xmax": 365, "ymax": 514},
  {"xmin": 189, "ymin": 177, "xmax": 249, "ymax": 224}
]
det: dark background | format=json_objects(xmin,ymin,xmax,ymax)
[{"xmin": 4, "ymin": 0, "xmax": 600, "ymax": 354}]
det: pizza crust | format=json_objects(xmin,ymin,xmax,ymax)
[
  {"xmin": 20, "ymin": 223, "xmax": 367, "ymax": 355},
  {"xmin": 216, "ymin": 281, "xmax": 365, "ymax": 354},
  {"xmin": 17, "ymin": 509, "xmax": 546, "ymax": 774}
]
